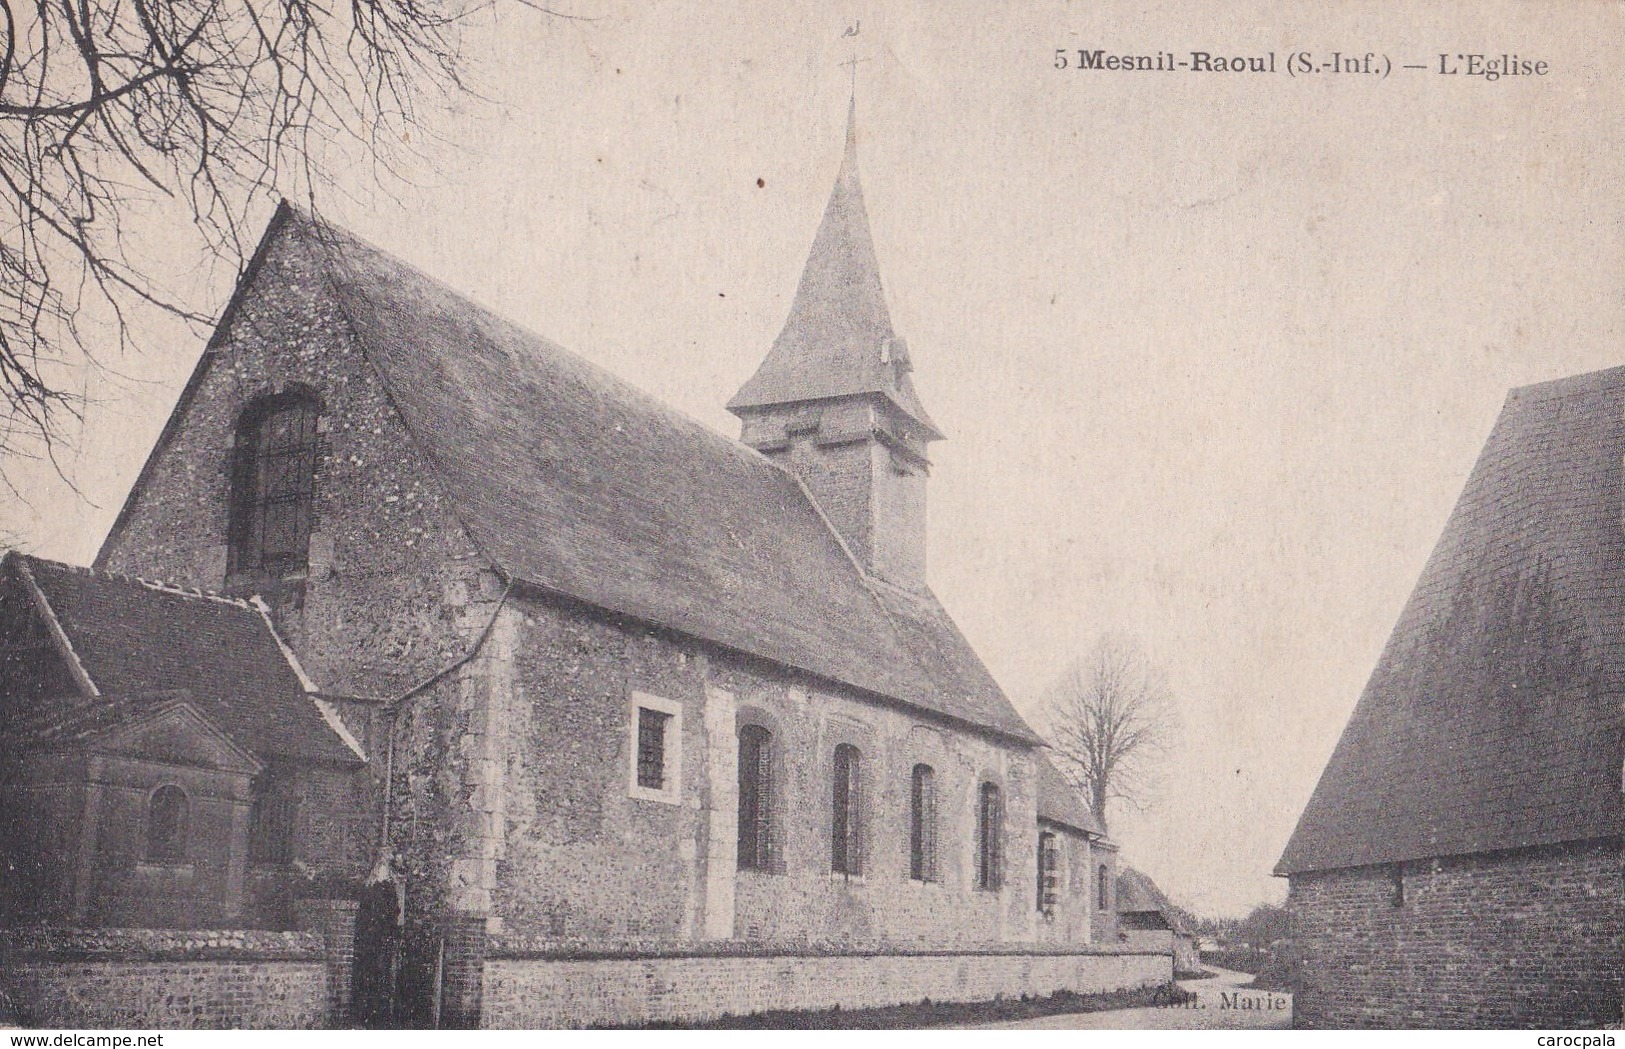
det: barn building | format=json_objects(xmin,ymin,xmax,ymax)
[
  {"xmin": 1278, "ymin": 366, "xmax": 1625, "ymax": 1028},
  {"xmin": 0, "ymin": 108, "xmax": 1160, "ymax": 1028}
]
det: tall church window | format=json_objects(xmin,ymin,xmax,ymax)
[
  {"xmin": 737, "ymin": 725, "xmax": 774, "ymax": 870},
  {"xmin": 229, "ymin": 390, "xmax": 321, "ymax": 579},
  {"xmin": 1098, "ymin": 864, "xmax": 1111, "ymax": 911},
  {"xmin": 976, "ymin": 781, "xmax": 1002, "ymax": 890},
  {"xmin": 831, "ymin": 744, "xmax": 862, "ymax": 876},
  {"xmin": 146, "ymin": 785, "xmax": 189, "ymax": 863},
  {"xmin": 1037, "ymin": 831, "xmax": 1059, "ymax": 914},
  {"xmin": 909, "ymin": 763, "xmax": 936, "ymax": 882}
]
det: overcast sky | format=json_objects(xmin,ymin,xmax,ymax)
[{"xmin": 6, "ymin": 1, "xmax": 1622, "ymax": 917}]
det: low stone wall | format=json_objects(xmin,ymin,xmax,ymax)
[
  {"xmin": 0, "ymin": 928, "xmax": 329, "ymax": 1029},
  {"xmin": 481, "ymin": 943, "xmax": 1172, "ymax": 1028}
]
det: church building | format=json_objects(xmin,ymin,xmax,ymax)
[{"xmin": 0, "ymin": 108, "xmax": 1159, "ymax": 1028}]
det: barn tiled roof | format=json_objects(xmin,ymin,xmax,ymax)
[
  {"xmin": 1116, "ymin": 866, "xmax": 1186, "ymax": 932},
  {"xmin": 292, "ymin": 213, "xmax": 1037, "ymax": 744},
  {"xmin": 1276, "ymin": 367, "xmax": 1625, "ymax": 875},
  {"xmin": 1036, "ymin": 754, "xmax": 1104, "ymax": 836},
  {"xmin": 3, "ymin": 553, "xmax": 362, "ymax": 766},
  {"xmin": 726, "ymin": 101, "xmax": 940, "ymax": 438}
]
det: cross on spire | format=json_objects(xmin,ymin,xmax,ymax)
[{"xmin": 840, "ymin": 53, "xmax": 870, "ymax": 99}]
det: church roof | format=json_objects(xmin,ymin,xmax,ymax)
[
  {"xmin": 1276, "ymin": 366, "xmax": 1625, "ymax": 876},
  {"xmin": 2, "ymin": 553, "xmax": 364, "ymax": 767},
  {"xmin": 1036, "ymin": 754, "xmax": 1104, "ymax": 836},
  {"xmin": 727, "ymin": 102, "xmax": 941, "ymax": 439},
  {"xmin": 280, "ymin": 209, "xmax": 1036, "ymax": 744}
]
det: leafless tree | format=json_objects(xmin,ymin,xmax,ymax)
[
  {"xmin": 1043, "ymin": 635, "xmax": 1179, "ymax": 833},
  {"xmin": 0, "ymin": 0, "xmax": 554, "ymax": 487}
]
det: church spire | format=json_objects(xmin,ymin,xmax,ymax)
[
  {"xmin": 728, "ymin": 101, "xmax": 942, "ymax": 592},
  {"xmin": 728, "ymin": 102, "xmax": 941, "ymax": 439}
]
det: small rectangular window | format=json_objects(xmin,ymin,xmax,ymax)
[{"xmin": 627, "ymin": 693, "xmax": 681, "ymax": 804}]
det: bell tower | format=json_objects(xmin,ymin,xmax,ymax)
[{"xmin": 728, "ymin": 102, "xmax": 943, "ymax": 592}]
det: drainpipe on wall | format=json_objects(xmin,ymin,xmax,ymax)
[{"xmin": 368, "ymin": 581, "xmax": 514, "ymax": 897}]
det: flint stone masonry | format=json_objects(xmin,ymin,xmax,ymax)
[
  {"xmin": 0, "ymin": 929, "xmax": 327, "ymax": 1028},
  {"xmin": 1288, "ymin": 838, "xmax": 1623, "ymax": 1028},
  {"xmin": 480, "ymin": 945, "xmax": 1171, "ymax": 1028},
  {"xmin": 498, "ymin": 595, "xmax": 1050, "ymax": 949}
]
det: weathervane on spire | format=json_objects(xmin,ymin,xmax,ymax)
[{"xmin": 839, "ymin": 22, "xmax": 869, "ymax": 101}]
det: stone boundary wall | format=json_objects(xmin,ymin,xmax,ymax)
[
  {"xmin": 0, "ymin": 928, "xmax": 328, "ymax": 1029},
  {"xmin": 481, "ymin": 946, "xmax": 1172, "ymax": 1028}
]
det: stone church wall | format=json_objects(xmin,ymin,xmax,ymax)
[
  {"xmin": 96, "ymin": 215, "xmax": 497, "ymax": 705},
  {"xmin": 490, "ymin": 589, "xmax": 1057, "ymax": 951},
  {"xmin": 1288, "ymin": 837, "xmax": 1623, "ymax": 1028}
]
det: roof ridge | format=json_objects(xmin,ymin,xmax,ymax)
[{"xmin": 19, "ymin": 552, "xmax": 249, "ymax": 608}]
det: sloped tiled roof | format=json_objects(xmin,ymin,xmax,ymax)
[
  {"xmin": 1277, "ymin": 367, "xmax": 1625, "ymax": 875},
  {"xmin": 284, "ymin": 213, "xmax": 1037, "ymax": 744},
  {"xmin": 727, "ymin": 101, "xmax": 940, "ymax": 438},
  {"xmin": 1116, "ymin": 866, "xmax": 1187, "ymax": 932},
  {"xmin": 4, "ymin": 553, "xmax": 362, "ymax": 766},
  {"xmin": 1035, "ymin": 754, "xmax": 1104, "ymax": 836}
]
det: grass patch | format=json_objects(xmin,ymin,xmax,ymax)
[{"xmin": 618, "ymin": 982, "xmax": 1195, "ymax": 1030}]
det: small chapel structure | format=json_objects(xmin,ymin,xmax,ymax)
[{"xmin": 0, "ymin": 107, "xmax": 1161, "ymax": 1028}]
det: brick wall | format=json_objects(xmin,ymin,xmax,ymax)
[
  {"xmin": 0, "ymin": 929, "xmax": 329, "ymax": 1029},
  {"xmin": 480, "ymin": 945, "xmax": 1171, "ymax": 1028},
  {"xmin": 1288, "ymin": 837, "xmax": 1623, "ymax": 1028}
]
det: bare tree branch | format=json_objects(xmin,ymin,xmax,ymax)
[
  {"xmin": 0, "ymin": 0, "xmax": 541, "ymax": 479},
  {"xmin": 1041, "ymin": 634, "xmax": 1180, "ymax": 834}
]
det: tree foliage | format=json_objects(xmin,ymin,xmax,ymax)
[
  {"xmin": 1043, "ymin": 634, "xmax": 1179, "ymax": 833},
  {"xmin": 0, "ymin": 0, "xmax": 511, "ymax": 480},
  {"xmin": 1235, "ymin": 901, "xmax": 1289, "ymax": 948}
]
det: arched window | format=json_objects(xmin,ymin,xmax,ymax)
[
  {"xmin": 229, "ymin": 390, "xmax": 321, "ymax": 579},
  {"xmin": 146, "ymin": 785, "xmax": 189, "ymax": 863},
  {"xmin": 976, "ymin": 782, "xmax": 1002, "ymax": 890},
  {"xmin": 1098, "ymin": 864, "xmax": 1111, "ymax": 910},
  {"xmin": 831, "ymin": 744, "xmax": 862, "ymax": 876},
  {"xmin": 737, "ymin": 725, "xmax": 774, "ymax": 871},
  {"xmin": 1037, "ymin": 831, "xmax": 1059, "ymax": 914},
  {"xmin": 909, "ymin": 763, "xmax": 936, "ymax": 882}
]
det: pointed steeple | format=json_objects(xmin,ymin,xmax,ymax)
[
  {"xmin": 728, "ymin": 101, "xmax": 943, "ymax": 592},
  {"xmin": 728, "ymin": 101, "xmax": 941, "ymax": 438}
]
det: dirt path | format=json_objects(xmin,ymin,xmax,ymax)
[{"xmin": 961, "ymin": 965, "xmax": 1292, "ymax": 1030}]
